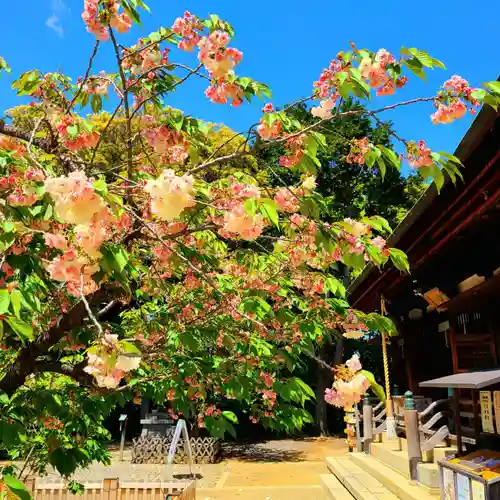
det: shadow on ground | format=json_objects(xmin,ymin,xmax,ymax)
[{"xmin": 222, "ymin": 442, "xmax": 305, "ymax": 462}]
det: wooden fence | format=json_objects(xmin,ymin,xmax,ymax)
[{"xmin": 7, "ymin": 478, "xmax": 195, "ymax": 500}]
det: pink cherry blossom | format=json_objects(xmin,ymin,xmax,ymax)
[
  {"xmin": 145, "ymin": 169, "xmax": 196, "ymax": 221},
  {"xmin": 44, "ymin": 171, "xmax": 108, "ymax": 225},
  {"xmin": 262, "ymin": 103, "xmax": 274, "ymax": 113},
  {"xmin": 346, "ymin": 354, "xmax": 362, "ymax": 372},
  {"xmin": 205, "ymin": 82, "xmax": 243, "ymax": 107},
  {"xmin": 172, "ymin": 11, "xmax": 203, "ymax": 52},
  {"xmin": 311, "ymin": 97, "xmax": 336, "ymax": 119},
  {"xmin": 44, "ymin": 233, "xmax": 69, "ymax": 251},
  {"xmin": 198, "ymin": 31, "xmax": 242, "ymax": 79},
  {"xmin": 431, "ymin": 100, "xmax": 467, "ymax": 124},
  {"xmin": 142, "ymin": 125, "xmax": 189, "ymax": 163},
  {"xmin": 222, "ymin": 203, "xmax": 264, "ymax": 240},
  {"xmin": 274, "ymin": 187, "xmax": 300, "ymax": 213},
  {"xmin": 346, "ymin": 138, "xmax": 370, "ymax": 165},
  {"xmin": 406, "ymin": 140, "xmax": 434, "ymax": 168},
  {"xmin": 257, "ymin": 120, "xmax": 281, "ymax": 140},
  {"xmin": 370, "ymin": 236, "xmax": 387, "ymax": 251},
  {"xmin": 376, "ymin": 79, "xmax": 395, "ymax": 97},
  {"xmin": 443, "ymin": 75, "xmax": 471, "ymax": 94}
]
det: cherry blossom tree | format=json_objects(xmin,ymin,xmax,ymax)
[{"xmin": 0, "ymin": 0, "xmax": 499, "ymax": 488}]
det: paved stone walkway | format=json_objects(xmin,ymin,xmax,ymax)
[{"xmin": 36, "ymin": 438, "xmax": 346, "ymax": 499}]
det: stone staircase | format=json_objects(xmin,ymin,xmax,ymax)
[{"xmin": 321, "ymin": 435, "xmax": 456, "ymax": 499}]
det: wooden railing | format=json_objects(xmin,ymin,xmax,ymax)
[
  {"xmin": 356, "ymin": 393, "xmax": 455, "ymax": 483},
  {"xmin": 4, "ymin": 478, "xmax": 195, "ymax": 500}
]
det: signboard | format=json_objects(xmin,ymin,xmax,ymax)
[
  {"xmin": 471, "ymin": 480, "xmax": 486, "ymax": 500},
  {"xmin": 167, "ymin": 419, "xmax": 193, "ymax": 475},
  {"xmin": 443, "ymin": 468, "xmax": 455, "ymax": 500},
  {"xmin": 457, "ymin": 474, "xmax": 470, "ymax": 500},
  {"xmin": 480, "ymin": 391, "xmax": 495, "ymax": 433},
  {"xmin": 494, "ymin": 391, "xmax": 500, "ymax": 434}
]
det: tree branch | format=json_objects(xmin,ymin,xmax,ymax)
[
  {"xmin": 0, "ymin": 286, "xmax": 123, "ymax": 396},
  {"xmin": 108, "ymin": 26, "xmax": 134, "ymax": 186}
]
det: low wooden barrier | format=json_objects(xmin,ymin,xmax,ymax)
[{"xmin": 8, "ymin": 477, "xmax": 195, "ymax": 500}]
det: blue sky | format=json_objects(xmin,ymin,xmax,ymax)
[{"xmin": 1, "ymin": 0, "xmax": 499, "ymax": 164}]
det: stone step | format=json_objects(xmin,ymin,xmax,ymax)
[
  {"xmin": 320, "ymin": 474, "xmax": 355, "ymax": 500},
  {"xmin": 432, "ymin": 447, "xmax": 456, "ymax": 464},
  {"xmin": 325, "ymin": 457, "xmax": 399, "ymax": 500},
  {"xmin": 371, "ymin": 443, "xmax": 440, "ymax": 488},
  {"xmin": 349, "ymin": 453, "xmax": 439, "ymax": 500}
]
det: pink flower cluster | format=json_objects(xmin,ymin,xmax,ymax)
[
  {"xmin": 172, "ymin": 11, "xmax": 203, "ymax": 52},
  {"xmin": 432, "ymin": 75, "xmax": 479, "ymax": 124},
  {"xmin": 83, "ymin": 334, "xmax": 141, "ymax": 389},
  {"xmin": 145, "ymin": 169, "xmax": 196, "ymax": 221},
  {"xmin": 313, "ymin": 54, "xmax": 344, "ymax": 100},
  {"xmin": 45, "ymin": 171, "xmax": 107, "ymax": 225},
  {"xmin": 406, "ymin": 140, "xmax": 433, "ymax": 168},
  {"xmin": 346, "ymin": 137, "xmax": 371, "ymax": 165},
  {"xmin": 279, "ymin": 135, "xmax": 306, "ymax": 168},
  {"xmin": 222, "ymin": 203, "xmax": 264, "ymax": 240},
  {"xmin": 122, "ymin": 41, "xmax": 168, "ymax": 76},
  {"xmin": 82, "ymin": 0, "xmax": 131, "ymax": 41},
  {"xmin": 198, "ymin": 31, "xmax": 243, "ymax": 79},
  {"xmin": 257, "ymin": 119, "xmax": 281, "ymax": 140},
  {"xmin": 431, "ymin": 100, "xmax": 467, "ymax": 124},
  {"xmin": 0, "ymin": 136, "xmax": 26, "ymax": 158},
  {"xmin": 82, "ymin": 72, "xmax": 110, "ymax": 95},
  {"xmin": 142, "ymin": 125, "xmax": 189, "ymax": 164},
  {"xmin": 274, "ymin": 187, "xmax": 300, "ymax": 213},
  {"xmin": 197, "ymin": 30, "xmax": 244, "ymax": 107},
  {"xmin": 311, "ymin": 97, "xmax": 337, "ymax": 120},
  {"xmin": 205, "ymin": 81, "xmax": 243, "ymax": 107},
  {"xmin": 56, "ymin": 116, "xmax": 100, "ymax": 152},
  {"xmin": 46, "ymin": 249, "xmax": 99, "ymax": 297},
  {"xmin": 358, "ymin": 49, "xmax": 407, "ymax": 97},
  {"xmin": 324, "ymin": 354, "xmax": 370, "ymax": 409}
]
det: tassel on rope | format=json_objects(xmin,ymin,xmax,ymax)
[{"xmin": 381, "ymin": 295, "xmax": 397, "ymax": 441}]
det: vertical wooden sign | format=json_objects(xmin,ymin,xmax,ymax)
[
  {"xmin": 493, "ymin": 391, "xmax": 500, "ymax": 434},
  {"xmin": 480, "ymin": 391, "xmax": 495, "ymax": 433}
]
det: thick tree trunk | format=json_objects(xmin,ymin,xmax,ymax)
[{"xmin": 315, "ymin": 344, "xmax": 332, "ymax": 436}]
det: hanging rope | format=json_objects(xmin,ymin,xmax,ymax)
[{"xmin": 381, "ymin": 295, "xmax": 397, "ymax": 439}]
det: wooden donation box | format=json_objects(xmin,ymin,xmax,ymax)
[{"xmin": 439, "ymin": 450, "xmax": 500, "ymax": 500}]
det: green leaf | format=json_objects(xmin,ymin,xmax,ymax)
[
  {"xmin": 0, "ymin": 421, "xmax": 27, "ymax": 447},
  {"xmin": 243, "ymin": 197, "xmax": 258, "ymax": 216},
  {"xmin": 378, "ymin": 145, "xmax": 401, "ymax": 170},
  {"xmin": 376, "ymin": 156, "xmax": 386, "ymax": 180},
  {"xmin": 364, "ymin": 215, "xmax": 392, "ymax": 234},
  {"xmin": 429, "ymin": 163, "xmax": 444, "ymax": 192},
  {"xmin": 149, "ymin": 31, "xmax": 161, "ymax": 42},
  {"xmin": 364, "ymin": 148, "xmax": 381, "ymax": 168},
  {"xmin": 101, "ymin": 245, "xmax": 129, "ymax": 273},
  {"xmin": 486, "ymin": 81, "xmax": 500, "ymax": 95},
  {"xmin": 91, "ymin": 94, "xmax": 102, "ymax": 113},
  {"xmin": 93, "ymin": 179, "xmax": 108, "ymax": 196},
  {"xmin": 0, "ymin": 232, "xmax": 16, "ymax": 252},
  {"xmin": 325, "ymin": 277, "xmax": 346, "ymax": 298},
  {"xmin": 260, "ymin": 199, "xmax": 279, "ymax": 228},
  {"xmin": 0, "ymin": 289, "xmax": 10, "ymax": 314},
  {"xmin": 359, "ymin": 370, "xmax": 386, "ymax": 402},
  {"xmin": 225, "ymin": 421, "xmax": 237, "ymax": 439},
  {"xmin": 49, "ymin": 447, "xmax": 78, "ymax": 477},
  {"xmin": 170, "ymin": 113, "xmax": 184, "ymax": 132},
  {"xmin": 10, "ymin": 289, "xmax": 22, "ymax": 318},
  {"xmin": 222, "ymin": 411, "xmax": 238, "ymax": 424},
  {"xmin": 388, "ymin": 248, "xmax": 410, "ymax": 273},
  {"xmin": 2, "ymin": 474, "xmax": 32, "ymax": 500},
  {"xmin": 294, "ymin": 378, "xmax": 316, "ymax": 399},
  {"xmin": 67, "ymin": 125, "xmax": 78, "ymax": 138},
  {"xmin": 6, "ymin": 317, "xmax": 34, "ymax": 340}
]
